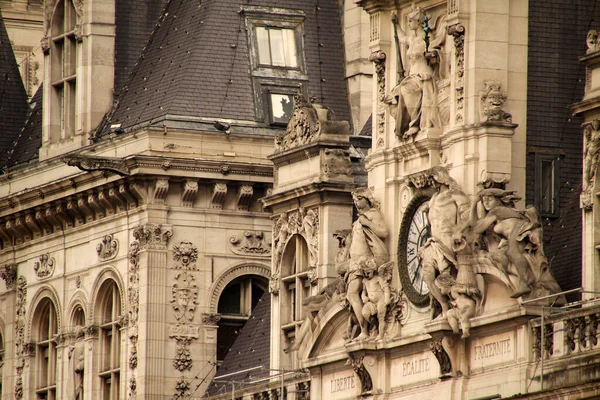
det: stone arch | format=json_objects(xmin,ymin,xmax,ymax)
[
  {"xmin": 304, "ymin": 303, "xmax": 347, "ymax": 360},
  {"xmin": 89, "ymin": 266, "xmax": 125, "ymax": 324},
  {"xmin": 66, "ymin": 290, "xmax": 89, "ymax": 328},
  {"xmin": 27, "ymin": 285, "xmax": 62, "ymax": 342},
  {"xmin": 209, "ymin": 263, "xmax": 271, "ymax": 314}
]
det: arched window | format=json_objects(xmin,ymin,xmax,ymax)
[
  {"xmin": 280, "ymin": 235, "xmax": 310, "ymax": 359},
  {"xmin": 98, "ymin": 280, "xmax": 121, "ymax": 399},
  {"xmin": 217, "ymin": 275, "xmax": 267, "ymax": 365},
  {"xmin": 50, "ymin": 0, "xmax": 78, "ymax": 140},
  {"xmin": 34, "ymin": 299, "xmax": 58, "ymax": 399}
]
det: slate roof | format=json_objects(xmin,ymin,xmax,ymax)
[
  {"xmin": 101, "ymin": 0, "xmax": 350, "ymax": 135},
  {"xmin": 4, "ymin": 86, "xmax": 42, "ymax": 169},
  {"xmin": 206, "ymin": 291, "xmax": 271, "ymax": 396},
  {"xmin": 0, "ymin": 9, "xmax": 30, "ymax": 169}
]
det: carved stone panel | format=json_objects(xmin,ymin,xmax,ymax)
[
  {"xmin": 229, "ymin": 231, "xmax": 271, "ymax": 256},
  {"xmin": 322, "ymin": 149, "xmax": 352, "ymax": 177}
]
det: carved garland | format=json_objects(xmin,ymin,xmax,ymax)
[
  {"xmin": 369, "ymin": 50, "xmax": 386, "ymax": 148},
  {"xmin": 15, "ymin": 276, "xmax": 27, "ymax": 399},
  {"xmin": 171, "ymin": 240, "xmax": 199, "ymax": 397},
  {"xmin": 127, "ymin": 239, "xmax": 140, "ymax": 397},
  {"xmin": 448, "ymin": 23, "xmax": 465, "ymax": 124}
]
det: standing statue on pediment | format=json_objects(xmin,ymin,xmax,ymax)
[
  {"xmin": 419, "ymin": 167, "xmax": 470, "ymax": 319},
  {"xmin": 346, "ymin": 188, "xmax": 389, "ymax": 341},
  {"xmin": 386, "ymin": 5, "xmax": 447, "ymax": 140},
  {"xmin": 69, "ymin": 326, "xmax": 85, "ymax": 400}
]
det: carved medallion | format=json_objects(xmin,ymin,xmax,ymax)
[
  {"xmin": 34, "ymin": 254, "xmax": 55, "ymax": 279},
  {"xmin": 97, "ymin": 234, "xmax": 119, "ymax": 260}
]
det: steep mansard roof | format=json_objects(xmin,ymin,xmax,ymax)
[
  {"xmin": 0, "ymin": 9, "xmax": 30, "ymax": 169},
  {"xmin": 206, "ymin": 291, "xmax": 271, "ymax": 396},
  {"xmin": 4, "ymin": 86, "xmax": 42, "ymax": 169},
  {"xmin": 101, "ymin": 0, "xmax": 350, "ymax": 134}
]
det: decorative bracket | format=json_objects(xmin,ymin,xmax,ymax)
[
  {"xmin": 182, "ymin": 180, "xmax": 198, "ymax": 207},
  {"xmin": 211, "ymin": 183, "xmax": 227, "ymax": 209},
  {"xmin": 63, "ymin": 155, "xmax": 130, "ymax": 176}
]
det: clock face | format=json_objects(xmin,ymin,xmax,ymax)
[{"xmin": 398, "ymin": 191, "xmax": 432, "ymax": 306}]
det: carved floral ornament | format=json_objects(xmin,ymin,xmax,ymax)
[
  {"xmin": 275, "ymin": 94, "xmax": 322, "ymax": 152},
  {"xmin": 132, "ymin": 224, "xmax": 172, "ymax": 249}
]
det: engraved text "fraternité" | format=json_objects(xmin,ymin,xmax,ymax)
[{"xmin": 474, "ymin": 338, "xmax": 511, "ymax": 360}]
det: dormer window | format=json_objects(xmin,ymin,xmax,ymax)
[
  {"xmin": 256, "ymin": 27, "xmax": 298, "ymax": 68},
  {"xmin": 50, "ymin": 0, "xmax": 78, "ymax": 140},
  {"xmin": 242, "ymin": 6, "xmax": 308, "ymax": 125}
]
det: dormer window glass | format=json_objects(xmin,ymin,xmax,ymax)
[{"xmin": 256, "ymin": 27, "xmax": 297, "ymax": 68}]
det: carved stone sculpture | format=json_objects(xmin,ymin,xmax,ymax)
[
  {"xmin": 0, "ymin": 263, "xmax": 17, "ymax": 290},
  {"xmin": 63, "ymin": 155, "xmax": 130, "ymax": 176},
  {"xmin": 322, "ymin": 148, "xmax": 352, "ymax": 177},
  {"xmin": 173, "ymin": 240, "xmax": 198, "ymax": 270},
  {"xmin": 96, "ymin": 234, "xmax": 119, "ymax": 260},
  {"xmin": 275, "ymin": 94, "xmax": 321, "ymax": 152},
  {"xmin": 360, "ymin": 261, "xmax": 397, "ymax": 340},
  {"xmin": 458, "ymin": 188, "xmax": 562, "ymax": 300},
  {"xmin": 587, "ymin": 30, "xmax": 600, "ymax": 54},
  {"xmin": 347, "ymin": 356, "xmax": 373, "ymax": 395},
  {"xmin": 386, "ymin": 5, "xmax": 447, "ymax": 139},
  {"xmin": 69, "ymin": 326, "xmax": 85, "ymax": 400},
  {"xmin": 419, "ymin": 167, "xmax": 471, "ymax": 319},
  {"xmin": 345, "ymin": 188, "xmax": 389, "ymax": 341},
  {"xmin": 582, "ymin": 121, "xmax": 600, "ymax": 210},
  {"xmin": 479, "ymin": 81, "xmax": 512, "ymax": 123}
]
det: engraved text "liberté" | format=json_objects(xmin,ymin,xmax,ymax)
[{"xmin": 330, "ymin": 376, "xmax": 355, "ymax": 393}]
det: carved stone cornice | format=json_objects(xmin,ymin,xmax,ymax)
[
  {"xmin": 0, "ymin": 263, "xmax": 17, "ymax": 290},
  {"xmin": 132, "ymin": 224, "xmax": 172, "ymax": 250},
  {"xmin": 63, "ymin": 155, "xmax": 130, "ymax": 176}
]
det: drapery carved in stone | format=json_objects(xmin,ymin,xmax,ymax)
[
  {"xmin": 275, "ymin": 94, "xmax": 321, "ymax": 152},
  {"xmin": 479, "ymin": 81, "xmax": 512, "ymax": 123},
  {"xmin": 132, "ymin": 224, "xmax": 172, "ymax": 250},
  {"xmin": 97, "ymin": 234, "xmax": 119, "ymax": 260},
  {"xmin": 0, "ymin": 263, "xmax": 17, "ymax": 289},
  {"xmin": 369, "ymin": 50, "xmax": 386, "ymax": 148},
  {"xmin": 229, "ymin": 231, "xmax": 271, "ymax": 256},
  {"xmin": 34, "ymin": 253, "xmax": 55, "ymax": 279}
]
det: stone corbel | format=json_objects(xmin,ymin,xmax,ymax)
[
  {"xmin": 0, "ymin": 263, "xmax": 17, "ymax": 290},
  {"xmin": 55, "ymin": 202, "xmax": 74, "ymax": 228},
  {"xmin": 347, "ymin": 356, "xmax": 373, "ymax": 395},
  {"xmin": 76, "ymin": 195, "xmax": 94, "ymax": 222},
  {"xmin": 14, "ymin": 215, "xmax": 32, "ymax": 242},
  {"xmin": 97, "ymin": 189, "xmax": 114, "ymax": 215},
  {"xmin": 429, "ymin": 334, "xmax": 460, "ymax": 378},
  {"xmin": 211, "ymin": 183, "xmax": 227, "ymax": 209},
  {"xmin": 181, "ymin": 180, "xmax": 198, "ymax": 207},
  {"xmin": 87, "ymin": 192, "xmax": 105, "ymax": 219},
  {"xmin": 66, "ymin": 199, "xmax": 85, "ymax": 225},
  {"xmin": 35, "ymin": 208, "xmax": 53, "ymax": 235},
  {"xmin": 0, "ymin": 223, "xmax": 13, "ymax": 246},
  {"xmin": 152, "ymin": 178, "xmax": 169, "ymax": 204},
  {"xmin": 43, "ymin": 206, "xmax": 62, "ymax": 232},
  {"xmin": 119, "ymin": 182, "xmax": 140, "ymax": 208},
  {"xmin": 236, "ymin": 185, "xmax": 253, "ymax": 211},
  {"xmin": 24, "ymin": 212, "xmax": 42, "ymax": 238},
  {"xmin": 108, "ymin": 185, "xmax": 127, "ymax": 210}
]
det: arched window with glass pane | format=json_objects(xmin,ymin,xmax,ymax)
[
  {"xmin": 50, "ymin": 0, "xmax": 78, "ymax": 140},
  {"xmin": 280, "ymin": 234, "xmax": 310, "ymax": 361},
  {"xmin": 34, "ymin": 299, "xmax": 58, "ymax": 400},
  {"xmin": 216, "ymin": 275, "xmax": 268, "ymax": 366},
  {"xmin": 98, "ymin": 280, "xmax": 121, "ymax": 399}
]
